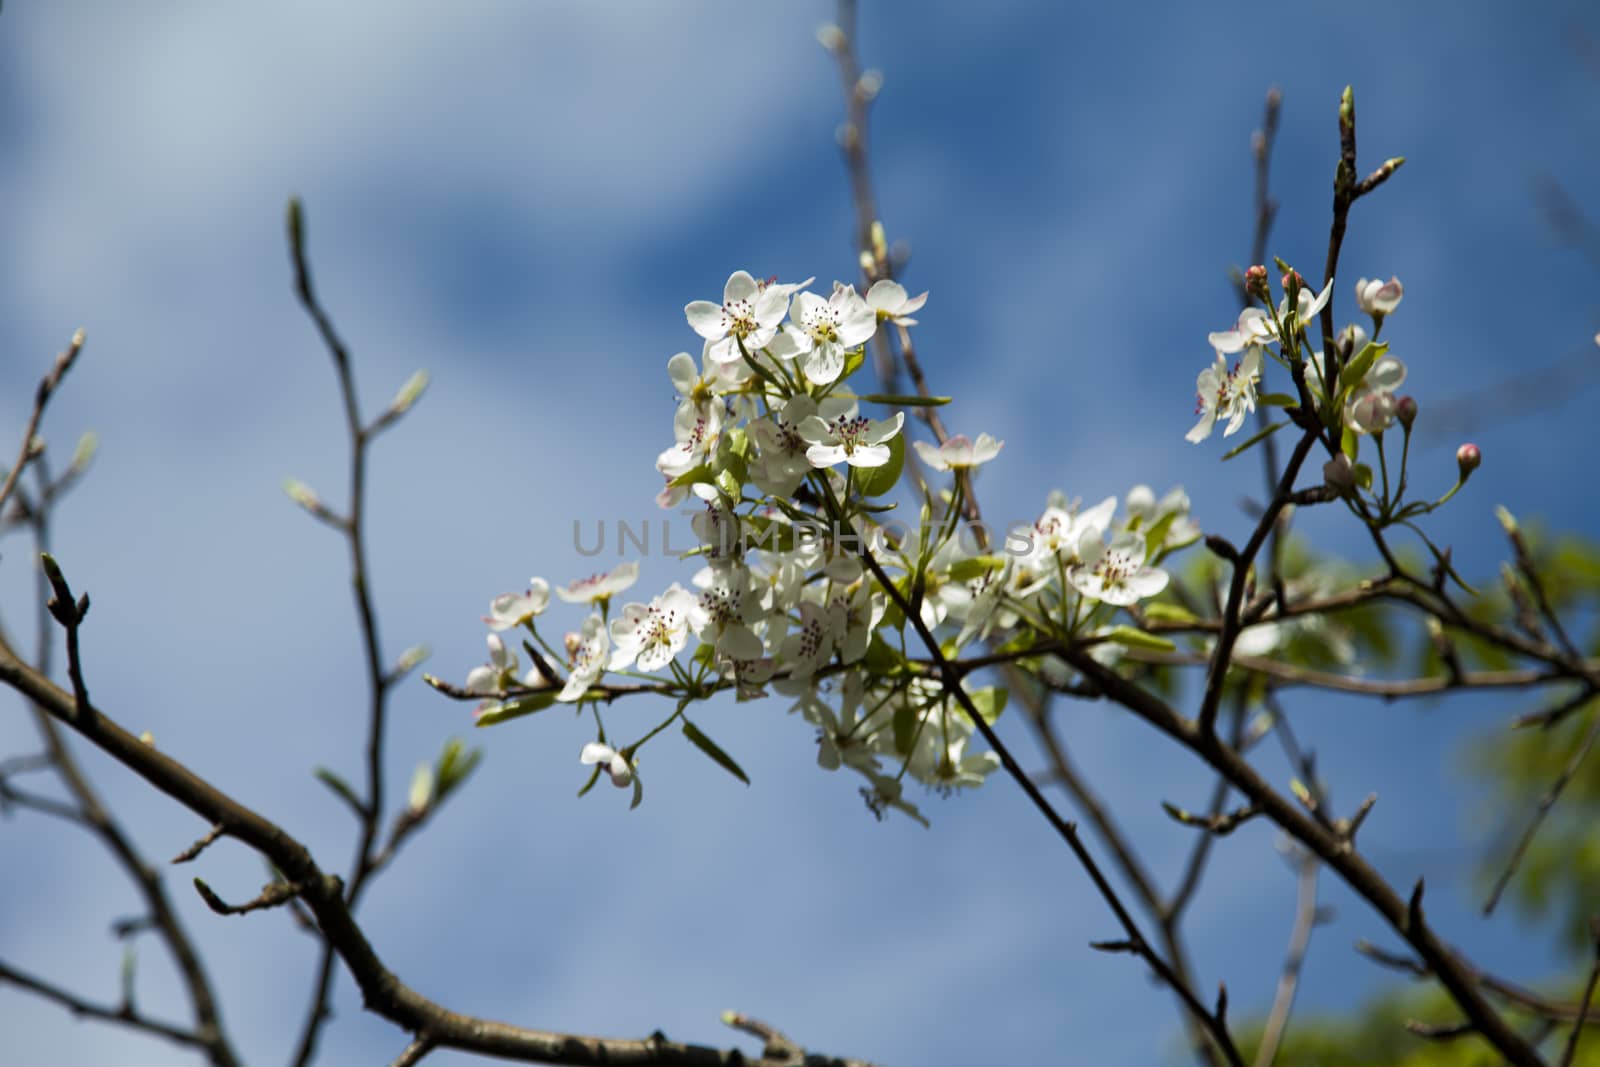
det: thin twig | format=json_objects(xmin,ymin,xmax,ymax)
[
  {"xmin": 1560, "ymin": 918, "xmax": 1600, "ymax": 1066},
  {"xmin": 1252, "ymin": 853, "xmax": 1320, "ymax": 1067},
  {"xmin": 1484, "ymin": 707, "xmax": 1600, "ymax": 915},
  {"xmin": 0, "ymin": 329, "xmax": 85, "ymax": 519}
]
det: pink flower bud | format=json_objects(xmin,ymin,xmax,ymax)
[
  {"xmin": 1396, "ymin": 395, "xmax": 1418, "ymax": 430},
  {"xmin": 1456, "ymin": 443, "xmax": 1481, "ymax": 478},
  {"xmin": 1281, "ymin": 269, "xmax": 1305, "ymax": 294},
  {"xmin": 1245, "ymin": 264, "xmax": 1270, "ymax": 300}
]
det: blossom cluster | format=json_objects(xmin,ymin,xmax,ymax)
[{"xmin": 452, "ymin": 268, "xmax": 1376, "ymax": 821}]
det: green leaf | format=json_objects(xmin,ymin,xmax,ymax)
[
  {"xmin": 435, "ymin": 737, "xmax": 483, "ymax": 796},
  {"xmin": 1141, "ymin": 602, "xmax": 1198, "ymax": 625},
  {"xmin": 966, "ymin": 686, "xmax": 1008, "ymax": 724},
  {"xmin": 947, "ymin": 555, "xmax": 1003, "ymax": 582},
  {"xmin": 1353, "ymin": 463, "xmax": 1374, "ymax": 491},
  {"xmin": 681, "ymin": 720, "xmax": 750, "ymax": 785},
  {"xmin": 1336, "ymin": 341, "xmax": 1388, "ymax": 395},
  {"xmin": 1258, "ymin": 392, "xmax": 1299, "ymax": 409},
  {"xmin": 840, "ymin": 346, "xmax": 866, "ymax": 381},
  {"xmin": 576, "ymin": 764, "xmax": 603, "ymax": 798},
  {"xmin": 892, "ymin": 703, "xmax": 917, "ymax": 755},
  {"xmin": 854, "ymin": 432, "xmax": 905, "ymax": 498},
  {"xmin": 862, "ymin": 634, "xmax": 902, "ymax": 676},
  {"xmin": 858, "ymin": 393, "xmax": 952, "ymax": 407},
  {"xmin": 629, "ymin": 772, "xmax": 645, "ymax": 810},
  {"xmin": 1103, "ymin": 625, "xmax": 1178, "ymax": 652},
  {"xmin": 668, "ymin": 463, "xmax": 712, "ymax": 489},
  {"xmin": 1341, "ymin": 426, "xmax": 1360, "ymax": 461},
  {"xmin": 1221, "ymin": 420, "xmax": 1286, "ymax": 460},
  {"xmin": 313, "ymin": 767, "xmax": 365, "ymax": 816},
  {"xmin": 473, "ymin": 691, "xmax": 557, "ymax": 727}
]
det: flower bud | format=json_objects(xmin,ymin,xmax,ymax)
[
  {"xmin": 1245, "ymin": 264, "xmax": 1270, "ymax": 301},
  {"xmin": 1323, "ymin": 454, "xmax": 1356, "ymax": 496},
  {"xmin": 1337, "ymin": 323, "xmax": 1369, "ymax": 359},
  {"xmin": 1281, "ymin": 269, "xmax": 1305, "ymax": 295},
  {"xmin": 1396, "ymin": 395, "xmax": 1418, "ymax": 430},
  {"xmin": 1355, "ymin": 276, "xmax": 1403, "ymax": 317},
  {"xmin": 1456, "ymin": 443, "xmax": 1481, "ymax": 479}
]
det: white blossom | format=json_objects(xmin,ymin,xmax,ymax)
[
  {"xmin": 556, "ymin": 561, "xmax": 640, "ymax": 605},
  {"xmin": 1187, "ymin": 348, "xmax": 1262, "ymax": 443},
  {"xmin": 608, "ymin": 584, "xmax": 697, "ymax": 672},
  {"xmin": 579, "ymin": 742, "xmax": 634, "ymax": 788},
  {"xmin": 484, "ymin": 579, "xmax": 551, "ymax": 632},
  {"xmin": 685, "ymin": 271, "xmax": 797, "ymax": 365},
  {"xmin": 865, "ymin": 279, "xmax": 928, "ymax": 327},
  {"xmin": 1068, "ymin": 531, "xmax": 1169, "ymax": 607},
  {"xmin": 912, "ymin": 433, "xmax": 1003, "ymax": 472}
]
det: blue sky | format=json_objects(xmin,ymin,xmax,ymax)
[{"xmin": 2, "ymin": 3, "xmax": 1598, "ymax": 1065}]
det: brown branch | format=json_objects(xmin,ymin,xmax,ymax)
[
  {"xmin": 0, "ymin": 624, "xmax": 875, "ymax": 1067},
  {"xmin": 5, "ymin": 460, "xmax": 240, "ymax": 1067},
  {"xmin": 1059, "ymin": 645, "xmax": 1545, "ymax": 1066},
  {"xmin": 284, "ymin": 197, "xmax": 416, "ymax": 1066},
  {"xmin": 1484, "ymin": 706, "xmax": 1600, "ymax": 915},
  {"xmin": 173, "ymin": 822, "xmax": 228, "ymax": 864},
  {"xmin": 193, "ymin": 877, "xmax": 303, "ymax": 917}
]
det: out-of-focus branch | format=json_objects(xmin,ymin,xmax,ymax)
[
  {"xmin": 0, "ymin": 357, "xmax": 240, "ymax": 1067},
  {"xmin": 1483, "ymin": 707, "xmax": 1600, "ymax": 915},
  {"xmin": 1252, "ymin": 852, "xmax": 1321, "ymax": 1067},
  {"xmin": 1061, "ymin": 645, "xmax": 1544, "ymax": 1067},
  {"xmin": 1560, "ymin": 919, "xmax": 1600, "ymax": 1066},
  {"xmin": 0, "ymin": 959, "xmax": 214, "ymax": 1055},
  {"xmin": 0, "ymin": 615, "xmax": 876, "ymax": 1067}
]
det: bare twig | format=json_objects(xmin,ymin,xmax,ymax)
[
  {"xmin": 1560, "ymin": 918, "xmax": 1600, "ymax": 1066},
  {"xmin": 193, "ymin": 877, "xmax": 303, "ymax": 917},
  {"xmin": 1252, "ymin": 853, "xmax": 1320, "ymax": 1067},
  {"xmin": 0, "ymin": 959, "xmax": 212, "ymax": 1054},
  {"xmin": 0, "ymin": 329, "xmax": 84, "ymax": 519},
  {"xmin": 856, "ymin": 547, "xmax": 1245, "ymax": 1067},
  {"xmin": 1484, "ymin": 706, "xmax": 1600, "ymax": 915},
  {"xmin": 284, "ymin": 197, "xmax": 413, "ymax": 1066}
]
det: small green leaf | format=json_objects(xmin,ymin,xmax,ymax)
[
  {"xmin": 576, "ymin": 764, "xmax": 603, "ymax": 798},
  {"xmin": 841, "ymin": 346, "xmax": 866, "ymax": 381},
  {"xmin": 668, "ymin": 463, "xmax": 712, "ymax": 489},
  {"xmin": 1258, "ymin": 392, "xmax": 1299, "ymax": 409},
  {"xmin": 966, "ymin": 686, "xmax": 1008, "ymax": 724},
  {"xmin": 1337, "ymin": 341, "xmax": 1388, "ymax": 395},
  {"xmin": 629, "ymin": 771, "xmax": 645, "ymax": 810},
  {"xmin": 862, "ymin": 634, "xmax": 902, "ymax": 676},
  {"xmin": 473, "ymin": 691, "xmax": 557, "ymax": 727},
  {"xmin": 854, "ymin": 432, "xmax": 905, "ymax": 498},
  {"xmin": 1341, "ymin": 427, "xmax": 1360, "ymax": 461},
  {"xmin": 1142, "ymin": 603, "xmax": 1198, "ymax": 624},
  {"xmin": 313, "ymin": 768, "xmax": 365, "ymax": 816},
  {"xmin": 1103, "ymin": 625, "xmax": 1178, "ymax": 652},
  {"xmin": 1353, "ymin": 463, "xmax": 1374, "ymax": 491},
  {"xmin": 893, "ymin": 703, "xmax": 917, "ymax": 755},
  {"xmin": 682, "ymin": 720, "xmax": 750, "ymax": 785},
  {"xmin": 858, "ymin": 393, "xmax": 952, "ymax": 407},
  {"xmin": 1221, "ymin": 420, "xmax": 1286, "ymax": 461},
  {"xmin": 947, "ymin": 555, "xmax": 1003, "ymax": 582}
]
